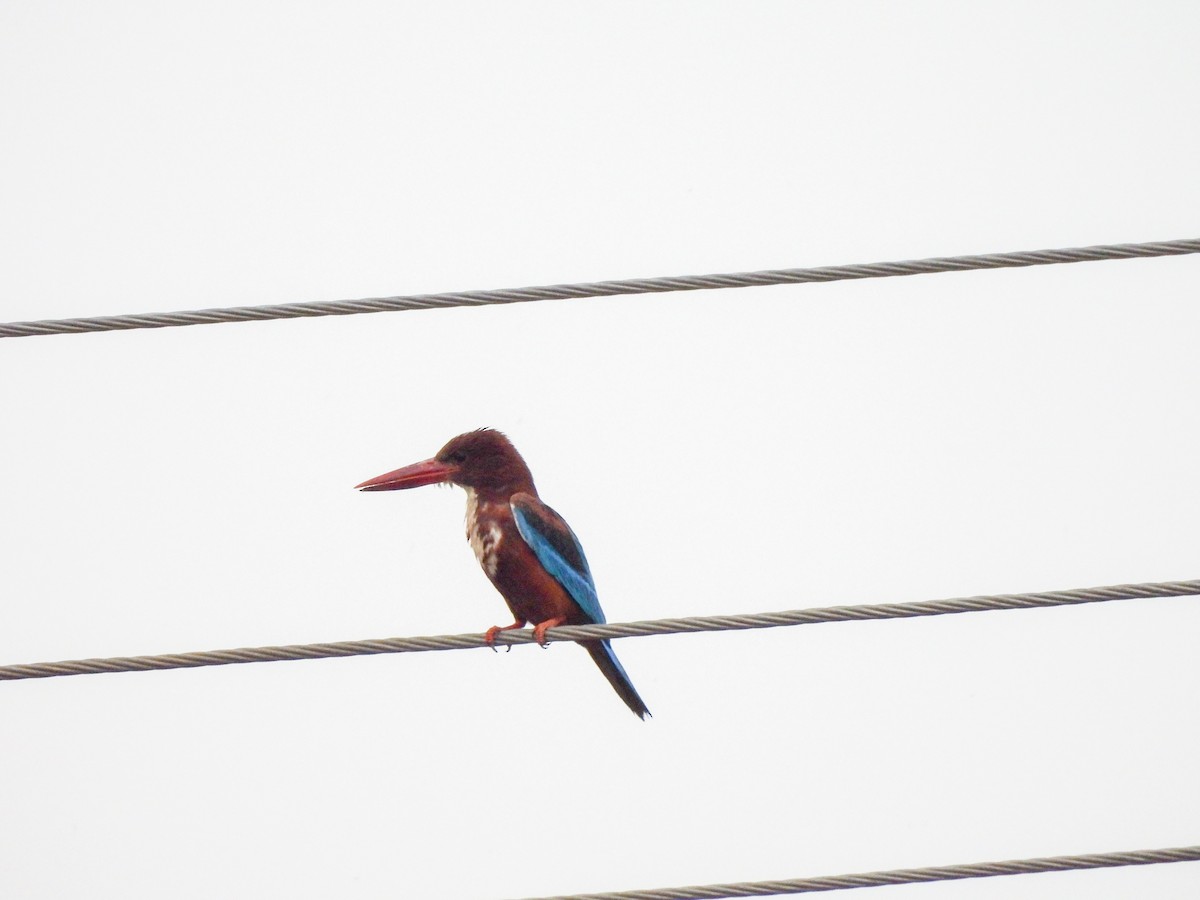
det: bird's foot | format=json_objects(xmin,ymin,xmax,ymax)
[
  {"xmin": 532, "ymin": 617, "xmax": 567, "ymax": 648},
  {"xmin": 484, "ymin": 622, "xmax": 524, "ymax": 653}
]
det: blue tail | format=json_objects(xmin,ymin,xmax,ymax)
[{"xmin": 584, "ymin": 639, "xmax": 650, "ymax": 719}]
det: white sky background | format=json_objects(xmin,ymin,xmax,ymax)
[{"xmin": 1, "ymin": 2, "xmax": 1198, "ymax": 898}]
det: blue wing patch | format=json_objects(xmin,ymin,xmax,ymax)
[
  {"xmin": 512, "ymin": 493, "xmax": 646, "ymax": 715},
  {"xmin": 510, "ymin": 494, "xmax": 606, "ymax": 625}
]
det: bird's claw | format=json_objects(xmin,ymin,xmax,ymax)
[
  {"xmin": 532, "ymin": 617, "xmax": 566, "ymax": 648},
  {"xmin": 484, "ymin": 625, "xmax": 502, "ymax": 653},
  {"xmin": 484, "ymin": 625, "xmax": 517, "ymax": 653}
]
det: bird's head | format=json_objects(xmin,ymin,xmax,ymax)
[{"xmin": 355, "ymin": 428, "xmax": 536, "ymax": 495}]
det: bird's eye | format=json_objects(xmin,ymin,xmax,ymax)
[{"xmin": 450, "ymin": 450, "xmax": 467, "ymax": 463}]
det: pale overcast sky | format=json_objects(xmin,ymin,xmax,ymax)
[{"xmin": 2, "ymin": 3, "xmax": 1198, "ymax": 898}]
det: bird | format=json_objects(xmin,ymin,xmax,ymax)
[{"xmin": 356, "ymin": 428, "xmax": 650, "ymax": 719}]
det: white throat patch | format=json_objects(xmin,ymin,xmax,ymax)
[{"xmin": 464, "ymin": 487, "xmax": 502, "ymax": 576}]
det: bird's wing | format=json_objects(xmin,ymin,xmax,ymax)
[{"xmin": 510, "ymin": 492, "xmax": 606, "ymax": 624}]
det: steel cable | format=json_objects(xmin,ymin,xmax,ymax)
[
  {"xmin": 2, "ymin": 238, "xmax": 1196, "ymax": 338},
  {"xmin": 1, "ymin": 578, "xmax": 1195, "ymax": 682},
  {"xmin": 511, "ymin": 844, "xmax": 1200, "ymax": 900}
]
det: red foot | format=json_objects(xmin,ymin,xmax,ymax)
[
  {"xmin": 484, "ymin": 621, "xmax": 525, "ymax": 652},
  {"xmin": 532, "ymin": 617, "xmax": 567, "ymax": 648}
]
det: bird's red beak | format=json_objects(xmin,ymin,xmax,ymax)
[{"xmin": 355, "ymin": 458, "xmax": 455, "ymax": 491}]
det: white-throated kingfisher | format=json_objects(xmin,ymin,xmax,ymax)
[{"xmin": 356, "ymin": 429, "xmax": 650, "ymax": 719}]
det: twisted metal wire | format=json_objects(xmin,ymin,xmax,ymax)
[
  {"xmin": 3, "ymin": 238, "xmax": 1197, "ymax": 338},
  {"xmin": 513, "ymin": 844, "xmax": 1200, "ymax": 900},
  {"xmin": 1, "ymin": 579, "xmax": 1195, "ymax": 682}
]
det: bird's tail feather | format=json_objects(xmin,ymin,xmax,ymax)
[{"xmin": 583, "ymin": 639, "xmax": 651, "ymax": 720}]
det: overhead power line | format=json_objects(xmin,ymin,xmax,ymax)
[
  {"xmin": 2, "ymin": 237, "xmax": 1197, "ymax": 339},
  {"xmin": 1, "ymin": 578, "xmax": 1195, "ymax": 682},
  {"xmin": 512, "ymin": 844, "xmax": 1200, "ymax": 900}
]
